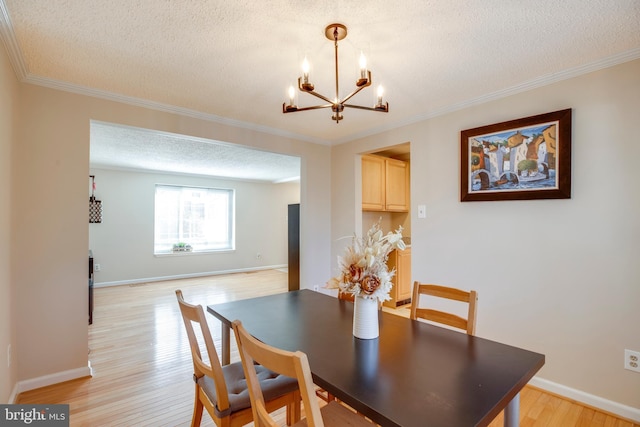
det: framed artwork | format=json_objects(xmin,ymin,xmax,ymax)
[{"xmin": 460, "ymin": 108, "xmax": 572, "ymax": 202}]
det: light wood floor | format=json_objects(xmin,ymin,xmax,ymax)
[{"xmin": 17, "ymin": 270, "xmax": 638, "ymax": 427}]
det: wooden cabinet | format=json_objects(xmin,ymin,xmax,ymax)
[
  {"xmin": 383, "ymin": 247, "xmax": 412, "ymax": 308},
  {"xmin": 385, "ymin": 158, "xmax": 410, "ymax": 211},
  {"xmin": 362, "ymin": 155, "xmax": 409, "ymax": 212},
  {"xmin": 362, "ymin": 155, "xmax": 386, "ymax": 211}
]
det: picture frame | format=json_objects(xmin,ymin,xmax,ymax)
[{"xmin": 460, "ymin": 108, "xmax": 572, "ymax": 202}]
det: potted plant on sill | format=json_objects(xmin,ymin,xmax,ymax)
[{"xmin": 172, "ymin": 242, "xmax": 193, "ymax": 253}]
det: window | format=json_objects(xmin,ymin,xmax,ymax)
[{"xmin": 154, "ymin": 184, "xmax": 234, "ymax": 254}]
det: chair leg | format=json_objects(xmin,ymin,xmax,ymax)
[
  {"xmin": 191, "ymin": 385, "xmax": 204, "ymax": 427},
  {"xmin": 315, "ymin": 388, "xmax": 336, "ymax": 403},
  {"xmin": 286, "ymin": 390, "xmax": 302, "ymax": 425}
]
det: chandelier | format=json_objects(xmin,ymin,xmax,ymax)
[{"xmin": 283, "ymin": 24, "xmax": 389, "ymax": 123}]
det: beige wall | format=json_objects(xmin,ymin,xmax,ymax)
[
  {"xmin": 89, "ymin": 167, "xmax": 300, "ymax": 285},
  {"xmin": 332, "ymin": 59, "xmax": 640, "ymax": 411},
  {"xmin": 10, "ymin": 82, "xmax": 331, "ymax": 390},
  {"xmin": 4, "ymin": 35, "xmax": 638, "ymax": 417},
  {"xmin": 0, "ymin": 40, "xmax": 18, "ymax": 403}
]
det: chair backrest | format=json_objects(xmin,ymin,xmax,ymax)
[
  {"xmin": 339, "ymin": 291, "xmax": 383, "ymax": 309},
  {"xmin": 410, "ymin": 282, "xmax": 478, "ymax": 335},
  {"xmin": 175, "ymin": 290, "xmax": 231, "ymax": 412},
  {"xmin": 337, "ymin": 290, "xmax": 355, "ymax": 302},
  {"xmin": 232, "ymin": 320, "xmax": 325, "ymax": 427}
]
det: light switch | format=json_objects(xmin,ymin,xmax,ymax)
[{"xmin": 418, "ymin": 204, "xmax": 426, "ymax": 218}]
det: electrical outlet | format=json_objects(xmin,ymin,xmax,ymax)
[
  {"xmin": 313, "ymin": 285, "xmax": 319, "ymax": 292},
  {"xmin": 7, "ymin": 344, "xmax": 11, "ymax": 368},
  {"xmin": 625, "ymin": 349, "xmax": 640, "ymax": 373},
  {"xmin": 256, "ymin": 253, "xmax": 262, "ymax": 260},
  {"xmin": 95, "ymin": 263, "xmax": 101, "ymax": 272}
]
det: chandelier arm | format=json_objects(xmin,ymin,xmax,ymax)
[
  {"xmin": 292, "ymin": 104, "xmax": 333, "ymax": 111},
  {"xmin": 341, "ymin": 82, "xmax": 372, "ymax": 105},
  {"xmin": 283, "ymin": 104, "xmax": 333, "ymax": 114},
  {"xmin": 340, "ymin": 87, "xmax": 365, "ymax": 105},
  {"xmin": 297, "ymin": 78, "xmax": 335, "ymax": 104},
  {"xmin": 341, "ymin": 71, "xmax": 372, "ymax": 104},
  {"xmin": 299, "ymin": 89, "xmax": 335, "ymax": 105},
  {"xmin": 343, "ymin": 102, "xmax": 389, "ymax": 112}
]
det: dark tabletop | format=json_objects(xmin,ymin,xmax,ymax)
[{"xmin": 207, "ymin": 290, "xmax": 544, "ymax": 427}]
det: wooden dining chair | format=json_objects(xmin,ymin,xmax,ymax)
[
  {"xmin": 232, "ymin": 320, "xmax": 374, "ymax": 427},
  {"xmin": 410, "ymin": 282, "xmax": 478, "ymax": 335},
  {"xmin": 337, "ymin": 290, "xmax": 355, "ymax": 302},
  {"xmin": 338, "ymin": 290, "xmax": 382, "ymax": 308},
  {"xmin": 175, "ymin": 290, "xmax": 301, "ymax": 427}
]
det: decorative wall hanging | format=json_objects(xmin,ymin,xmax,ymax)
[
  {"xmin": 460, "ymin": 108, "xmax": 572, "ymax": 202},
  {"xmin": 89, "ymin": 175, "xmax": 103, "ymax": 223}
]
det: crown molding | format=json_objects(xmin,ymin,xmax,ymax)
[
  {"xmin": 23, "ymin": 73, "xmax": 330, "ymax": 146},
  {"xmin": 336, "ymin": 48, "xmax": 640, "ymax": 145},
  {"xmin": 0, "ymin": 0, "xmax": 328, "ymax": 147},
  {"xmin": 2, "ymin": 0, "xmax": 638, "ymax": 148},
  {"xmin": 0, "ymin": 0, "xmax": 27, "ymax": 79}
]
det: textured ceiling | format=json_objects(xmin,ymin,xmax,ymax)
[
  {"xmin": 1, "ymin": 1, "xmax": 639, "ymax": 179},
  {"xmin": 90, "ymin": 121, "xmax": 301, "ymax": 183}
]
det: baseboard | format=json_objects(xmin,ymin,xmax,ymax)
[
  {"xmin": 8, "ymin": 383, "xmax": 19, "ymax": 404},
  {"xmin": 530, "ymin": 376, "xmax": 640, "ymax": 422},
  {"xmin": 14, "ymin": 363, "xmax": 93, "ymax": 397},
  {"xmin": 94, "ymin": 265, "xmax": 287, "ymax": 288}
]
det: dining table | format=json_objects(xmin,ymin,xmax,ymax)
[{"xmin": 207, "ymin": 289, "xmax": 544, "ymax": 427}]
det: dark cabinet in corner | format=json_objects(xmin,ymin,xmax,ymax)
[
  {"xmin": 89, "ymin": 250, "xmax": 94, "ymax": 324},
  {"xmin": 288, "ymin": 204, "xmax": 300, "ymax": 291}
]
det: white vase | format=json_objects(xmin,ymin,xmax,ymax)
[{"xmin": 353, "ymin": 296, "xmax": 379, "ymax": 339}]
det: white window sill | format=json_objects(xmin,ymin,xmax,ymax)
[{"xmin": 154, "ymin": 249, "xmax": 235, "ymax": 257}]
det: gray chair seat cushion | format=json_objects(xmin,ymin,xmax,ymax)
[{"xmin": 197, "ymin": 361, "xmax": 298, "ymax": 418}]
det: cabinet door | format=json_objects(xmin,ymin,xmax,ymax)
[
  {"xmin": 362, "ymin": 155, "xmax": 386, "ymax": 211},
  {"xmin": 385, "ymin": 159, "xmax": 409, "ymax": 212},
  {"xmin": 383, "ymin": 250, "xmax": 400, "ymax": 308},
  {"xmin": 396, "ymin": 248, "xmax": 412, "ymax": 301},
  {"xmin": 383, "ymin": 248, "xmax": 411, "ymax": 308}
]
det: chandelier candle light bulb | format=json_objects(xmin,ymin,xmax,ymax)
[
  {"xmin": 302, "ymin": 57, "xmax": 310, "ymax": 81},
  {"xmin": 359, "ymin": 51, "xmax": 368, "ymax": 83},
  {"xmin": 301, "ymin": 57, "xmax": 314, "ymax": 91},
  {"xmin": 288, "ymin": 85, "xmax": 295, "ymax": 105},
  {"xmin": 377, "ymin": 85, "xmax": 384, "ymax": 106},
  {"xmin": 285, "ymin": 85, "xmax": 298, "ymax": 112}
]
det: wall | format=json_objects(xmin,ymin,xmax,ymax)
[
  {"xmin": 362, "ymin": 211, "xmax": 410, "ymax": 238},
  {"xmin": 7, "ymin": 38, "xmax": 637, "ymax": 418},
  {"xmin": 0, "ymin": 39, "xmax": 18, "ymax": 403},
  {"xmin": 11, "ymin": 83, "xmax": 331, "ymax": 390},
  {"xmin": 88, "ymin": 168, "xmax": 300, "ymax": 285},
  {"xmin": 332, "ymin": 59, "xmax": 640, "ymax": 414}
]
